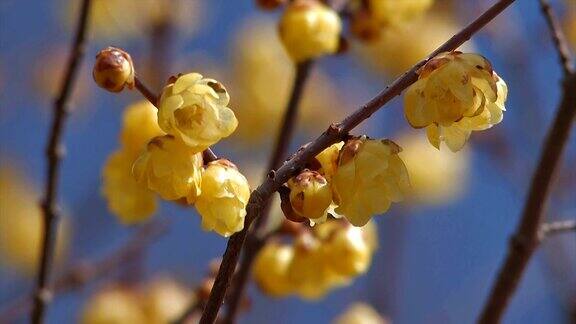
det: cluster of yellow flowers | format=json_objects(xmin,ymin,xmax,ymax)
[
  {"xmin": 278, "ymin": 0, "xmax": 342, "ymax": 62},
  {"xmin": 404, "ymin": 51, "xmax": 508, "ymax": 152},
  {"xmin": 0, "ymin": 166, "xmax": 69, "ymax": 274},
  {"xmin": 80, "ymin": 277, "xmax": 193, "ymax": 324},
  {"xmin": 102, "ymin": 73, "xmax": 250, "ymax": 237},
  {"xmin": 287, "ymin": 137, "xmax": 410, "ymax": 227},
  {"xmin": 253, "ymin": 220, "xmax": 377, "ymax": 299}
]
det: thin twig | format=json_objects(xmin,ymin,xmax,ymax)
[
  {"xmin": 478, "ymin": 72, "xmax": 576, "ymax": 323},
  {"xmin": 1, "ymin": 220, "xmax": 168, "ymax": 323},
  {"xmin": 197, "ymin": 1, "xmax": 518, "ymax": 323},
  {"xmin": 31, "ymin": 0, "xmax": 92, "ymax": 323},
  {"xmin": 539, "ymin": 219, "xmax": 576, "ymax": 239},
  {"xmin": 539, "ymin": 0, "xmax": 574, "ymax": 75},
  {"xmin": 221, "ymin": 61, "xmax": 314, "ymax": 324},
  {"xmin": 135, "ymin": 77, "xmax": 159, "ymax": 106}
]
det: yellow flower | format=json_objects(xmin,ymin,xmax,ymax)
[
  {"xmin": 253, "ymin": 242, "xmax": 295, "ymax": 297},
  {"xmin": 313, "ymin": 142, "xmax": 344, "ymax": 179},
  {"xmin": 0, "ymin": 167, "xmax": 69, "ymax": 274},
  {"xmin": 102, "ymin": 149, "xmax": 157, "ymax": 224},
  {"xmin": 120, "ymin": 100, "xmax": 164, "ymax": 154},
  {"xmin": 231, "ymin": 17, "xmax": 344, "ymax": 144},
  {"xmin": 195, "ymin": 160, "xmax": 251, "ymax": 237},
  {"xmin": 287, "ymin": 234, "xmax": 348, "ymax": 300},
  {"xmin": 323, "ymin": 224, "xmax": 374, "ymax": 277},
  {"xmin": 93, "ymin": 47, "xmax": 135, "ymax": 93},
  {"xmin": 368, "ymin": 0, "xmax": 433, "ymax": 28},
  {"xmin": 404, "ymin": 51, "xmax": 508, "ymax": 152},
  {"xmin": 133, "ymin": 135, "xmax": 203, "ymax": 203},
  {"xmin": 353, "ymin": 13, "xmax": 475, "ymax": 77},
  {"xmin": 398, "ymin": 131, "xmax": 469, "ymax": 205},
  {"xmin": 158, "ymin": 73, "xmax": 237, "ymax": 151},
  {"xmin": 332, "ymin": 137, "xmax": 410, "ymax": 226},
  {"xmin": 278, "ymin": 0, "xmax": 342, "ymax": 62},
  {"xmin": 287, "ymin": 170, "xmax": 333, "ymax": 224},
  {"xmin": 333, "ymin": 302, "xmax": 388, "ymax": 324},
  {"xmin": 80, "ymin": 286, "xmax": 146, "ymax": 324},
  {"xmin": 142, "ymin": 277, "xmax": 194, "ymax": 324}
]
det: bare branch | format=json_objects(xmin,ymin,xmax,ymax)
[
  {"xmin": 478, "ymin": 72, "xmax": 576, "ymax": 323},
  {"xmin": 31, "ymin": 0, "xmax": 93, "ymax": 322},
  {"xmin": 539, "ymin": 0, "xmax": 574, "ymax": 75},
  {"xmin": 1, "ymin": 220, "xmax": 167, "ymax": 323},
  {"xmin": 197, "ymin": 1, "xmax": 518, "ymax": 323}
]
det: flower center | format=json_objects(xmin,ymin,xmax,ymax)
[{"xmin": 174, "ymin": 105, "xmax": 203, "ymax": 130}]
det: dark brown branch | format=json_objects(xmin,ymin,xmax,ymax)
[
  {"xmin": 478, "ymin": 72, "xmax": 576, "ymax": 323},
  {"xmin": 197, "ymin": 1, "xmax": 518, "ymax": 323},
  {"xmin": 539, "ymin": 219, "xmax": 576, "ymax": 238},
  {"xmin": 31, "ymin": 0, "xmax": 92, "ymax": 323},
  {"xmin": 135, "ymin": 76, "xmax": 159, "ymax": 106},
  {"xmin": 1, "ymin": 220, "xmax": 167, "ymax": 323},
  {"xmin": 221, "ymin": 61, "xmax": 315, "ymax": 324},
  {"xmin": 539, "ymin": 0, "xmax": 574, "ymax": 75}
]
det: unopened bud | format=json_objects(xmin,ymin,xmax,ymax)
[{"xmin": 93, "ymin": 47, "xmax": 135, "ymax": 93}]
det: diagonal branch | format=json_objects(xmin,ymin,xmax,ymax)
[
  {"xmin": 197, "ymin": 1, "xmax": 518, "ymax": 323},
  {"xmin": 31, "ymin": 0, "xmax": 92, "ymax": 322},
  {"xmin": 539, "ymin": 0, "xmax": 574, "ymax": 75},
  {"xmin": 478, "ymin": 72, "xmax": 576, "ymax": 323},
  {"xmin": 2, "ymin": 220, "xmax": 167, "ymax": 323}
]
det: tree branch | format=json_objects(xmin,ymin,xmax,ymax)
[
  {"xmin": 197, "ymin": 1, "xmax": 518, "ymax": 323},
  {"xmin": 539, "ymin": 219, "xmax": 576, "ymax": 238},
  {"xmin": 31, "ymin": 0, "xmax": 92, "ymax": 322},
  {"xmin": 2, "ymin": 220, "xmax": 167, "ymax": 323},
  {"xmin": 478, "ymin": 72, "xmax": 576, "ymax": 323},
  {"xmin": 539, "ymin": 0, "xmax": 574, "ymax": 75}
]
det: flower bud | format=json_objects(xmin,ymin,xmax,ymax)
[
  {"xmin": 332, "ymin": 137, "xmax": 410, "ymax": 226},
  {"xmin": 368, "ymin": 0, "xmax": 433, "ymax": 28},
  {"xmin": 102, "ymin": 149, "xmax": 157, "ymax": 224},
  {"xmin": 287, "ymin": 170, "xmax": 332, "ymax": 224},
  {"xmin": 80, "ymin": 286, "xmax": 146, "ymax": 324},
  {"xmin": 93, "ymin": 47, "xmax": 134, "ymax": 92},
  {"xmin": 132, "ymin": 135, "xmax": 203, "ymax": 203},
  {"xmin": 253, "ymin": 242, "xmax": 295, "ymax": 297},
  {"xmin": 325, "ymin": 225, "xmax": 373, "ymax": 277},
  {"xmin": 142, "ymin": 277, "xmax": 194, "ymax": 324},
  {"xmin": 404, "ymin": 51, "xmax": 507, "ymax": 151},
  {"xmin": 278, "ymin": 0, "xmax": 342, "ymax": 62},
  {"xmin": 195, "ymin": 159, "xmax": 250, "ymax": 237},
  {"xmin": 334, "ymin": 302, "xmax": 388, "ymax": 324},
  {"xmin": 158, "ymin": 73, "xmax": 238, "ymax": 151}
]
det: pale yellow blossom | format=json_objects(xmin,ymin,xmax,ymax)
[
  {"xmin": 195, "ymin": 160, "xmax": 250, "ymax": 237},
  {"xmin": 287, "ymin": 170, "xmax": 333, "ymax": 224},
  {"xmin": 120, "ymin": 100, "xmax": 164, "ymax": 154},
  {"xmin": 332, "ymin": 138, "xmax": 410, "ymax": 226},
  {"xmin": 132, "ymin": 135, "xmax": 203, "ymax": 203},
  {"xmin": 158, "ymin": 73, "xmax": 237, "ymax": 151},
  {"xmin": 253, "ymin": 242, "xmax": 295, "ymax": 297}
]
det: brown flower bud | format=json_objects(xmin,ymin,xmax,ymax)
[{"xmin": 93, "ymin": 47, "xmax": 135, "ymax": 93}]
